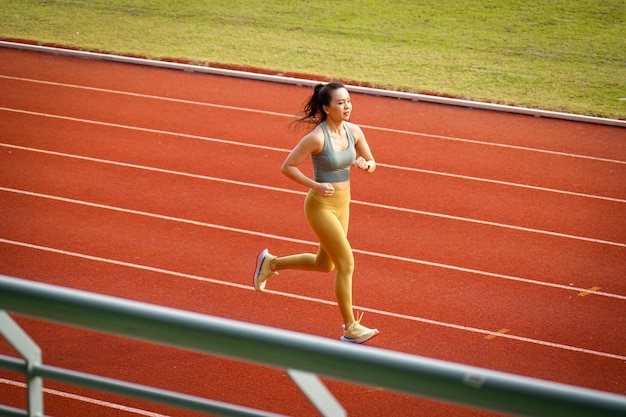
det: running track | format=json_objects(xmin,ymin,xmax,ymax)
[{"xmin": 0, "ymin": 46, "xmax": 625, "ymax": 417}]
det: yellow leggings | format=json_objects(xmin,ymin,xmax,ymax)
[{"xmin": 274, "ymin": 187, "xmax": 355, "ymax": 324}]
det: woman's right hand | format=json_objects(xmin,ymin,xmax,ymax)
[{"xmin": 315, "ymin": 182, "xmax": 335, "ymax": 197}]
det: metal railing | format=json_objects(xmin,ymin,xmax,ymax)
[{"xmin": 1, "ymin": 275, "xmax": 625, "ymax": 417}]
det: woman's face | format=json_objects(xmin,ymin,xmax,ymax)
[{"xmin": 324, "ymin": 88, "xmax": 352, "ymax": 122}]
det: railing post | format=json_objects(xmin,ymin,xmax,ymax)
[
  {"xmin": 0, "ymin": 311, "xmax": 44, "ymax": 417},
  {"xmin": 287, "ymin": 369, "xmax": 346, "ymax": 417}
]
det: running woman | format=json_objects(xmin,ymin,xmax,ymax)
[{"xmin": 253, "ymin": 82, "xmax": 379, "ymax": 344}]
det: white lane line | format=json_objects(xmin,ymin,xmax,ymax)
[
  {"xmin": 1, "ymin": 238, "xmax": 624, "ymax": 361},
  {"xmin": 1, "ymin": 189, "xmax": 625, "ymax": 300},
  {"xmin": 0, "ymin": 74, "xmax": 292, "ymax": 117},
  {"xmin": 1, "ymin": 75, "xmax": 625, "ymax": 166},
  {"xmin": 2, "ymin": 143, "xmax": 625, "ymax": 246},
  {"xmin": 0, "ymin": 107, "xmax": 286, "ymax": 153},
  {"xmin": 356, "ymin": 199, "xmax": 625, "ymax": 247},
  {"xmin": 378, "ymin": 163, "xmax": 626, "ymax": 204},
  {"xmin": 0, "ymin": 377, "xmax": 171, "ymax": 416},
  {"xmin": 363, "ymin": 124, "xmax": 626, "ymax": 166},
  {"xmin": 1, "ymin": 106, "xmax": 624, "ymax": 205}
]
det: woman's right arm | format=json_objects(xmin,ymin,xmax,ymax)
[{"xmin": 281, "ymin": 132, "xmax": 333, "ymax": 195}]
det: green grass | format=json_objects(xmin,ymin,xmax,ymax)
[{"xmin": 2, "ymin": 0, "xmax": 625, "ymax": 118}]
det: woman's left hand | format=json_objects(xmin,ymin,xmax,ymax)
[{"xmin": 354, "ymin": 156, "xmax": 376, "ymax": 173}]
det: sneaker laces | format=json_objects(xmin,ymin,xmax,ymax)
[{"xmin": 351, "ymin": 312, "xmax": 365, "ymax": 330}]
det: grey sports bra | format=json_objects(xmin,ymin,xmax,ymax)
[{"xmin": 312, "ymin": 123, "xmax": 357, "ymax": 183}]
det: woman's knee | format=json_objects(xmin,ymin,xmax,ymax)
[
  {"xmin": 315, "ymin": 256, "xmax": 335, "ymax": 272},
  {"xmin": 334, "ymin": 256, "xmax": 354, "ymax": 277}
]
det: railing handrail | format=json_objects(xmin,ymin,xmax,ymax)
[
  {"xmin": 0, "ymin": 354, "xmax": 288, "ymax": 417},
  {"xmin": 1, "ymin": 275, "xmax": 625, "ymax": 417}
]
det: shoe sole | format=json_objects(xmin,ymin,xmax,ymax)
[
  {"xmin": 340, "ymin": 329, "xmax": 380, "ymax": 344},
  {"xmin": 253, "ymin": 248, "xmax": 268, "ymax": 292}
]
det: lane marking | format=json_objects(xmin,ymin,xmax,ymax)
[
  {"xmin": 1, "ymin": 186, "xmax": 625, "ymax": 301},
  {"xmin": 0, "ymin": 377, "xmax": 171, "ymax": 416},
  {"xmin": 1, "ymin": 238, "xmax": 624, "ymax": 361},
  {"xmin": 1, "ymin": 107, "xmax": 624, "ymax": 205},
  {"xmin": 1, "ymin": 74, "xmax": 626, "ymax": 166},
  {"xmin": 365, "ymin": 124, "xmax": 626, "ymax": 166},
  {"xmin": 485, "ymin": 329, "xmax": 510, "ymax": 340},
  {"xmin": 2, "ymin": 143, "xmax": 625, "ymax": 247},
  {"xmin": 376, "ymin": 163, "xmax": 626, "ymax": 204},
  {"xmin": 579, "ymin": 286, "xmax": 602, "ymax": 297},
  {"xmin": 355, "ymin": 199, "xmax": 625, "ymax": 247},
  {"xmin": 0, "ymin": 74, "xmax": 292, "ymax": 118},
  {"xmin": 0, "ymin": 107, "xmax": 287, "ymax": 153}
]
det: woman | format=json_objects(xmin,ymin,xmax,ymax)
[{"xmin": 253, "ymin": 82, "xmax": 379, "ymax": 344}]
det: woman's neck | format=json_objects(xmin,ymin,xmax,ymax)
[{"xmin": 323, "ymin": 119, "xmax": 344, "ymax": 135}]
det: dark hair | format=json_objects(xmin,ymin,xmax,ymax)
[{"xmin": 295, "ymin": 82, "xmax": 346, "ymax": 126}]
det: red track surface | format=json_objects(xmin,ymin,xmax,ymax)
[{"xmin": 1, "ymin": 47, "xmax": 625, "ymax": 416}]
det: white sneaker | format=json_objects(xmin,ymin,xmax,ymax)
[
  {"xmin": 340, "ymin": 313, "xmax": 379, "ymax": 344},
  {"xmin": 253, "ymin": 248, "xmax": 277, "ymax": 292}
]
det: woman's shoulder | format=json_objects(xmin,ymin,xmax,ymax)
[
  {"xmin": 297, "ymin": 125, "xmax": 325, "ymax": 153},
  {"xmin": 344, "ymin": 121, "xmax": 364, "ymax": 140},
  {"xmin": 344, "ymin": 121, "xmax": 361, "ymax": 131},
  {"xmin": 305, "ymin": 124, "xmax": 325, "ymax": 141}
]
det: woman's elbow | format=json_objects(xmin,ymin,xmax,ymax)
[{"xmin": 281, "ymin": 163, "xmax": 295, "ymax": 177}]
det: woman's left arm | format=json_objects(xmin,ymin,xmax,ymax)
[{"xmin": 351, "ymin": 124, "xmax": 376, "ymax": 173}]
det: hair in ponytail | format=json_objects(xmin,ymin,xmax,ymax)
[{"xmin": 294, "ymin": 82, "xmax": 346, "ymax": 127}]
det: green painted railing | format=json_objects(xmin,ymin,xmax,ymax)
[{"xmin": 0, "ymin": 275, "xmax": 625, "ymax": 417}]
